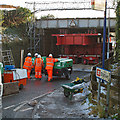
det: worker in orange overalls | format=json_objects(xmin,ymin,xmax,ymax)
[
  {"xmin": 23, "ymin": 53, "xmax": 33, "ymax": 79},
  {"xmin": 33, "ymin": 53, "xmax": 38, "ymax": 65},
  {"xmin": 34, "ymin": 54, "xmax": 44, "ymax": 80},
  {"xmin": 45, "ymin": 54, "xmax": 58, "ymax": 82}
]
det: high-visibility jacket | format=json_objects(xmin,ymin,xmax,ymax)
[
  {"xmin": 45, "ymin": 57, "xmax": 58, "ymax": 70},
  {"xmin": 34, "ymin": 58, "xmax": 43, "ymax": 71},
  {"xmin": 23, "ymin": 56, "xmax": 33, "ymax": 70}
]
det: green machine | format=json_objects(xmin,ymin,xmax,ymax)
[
  {"xmin": 0, "ymin": 62, "xmax": 3, "ymax": 74},
  {"xmin": 32, "ymin": 57, "xmax": 73, "ymax": 80}
]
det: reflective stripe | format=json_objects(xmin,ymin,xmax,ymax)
[
  {"xmin": 46, "ymin": 58, "xmax": 53, "ymax": 68},
  {"xmin": 47, "ymin": 62, "xmax": 53, "ymax": 63},
  {"xmin": 36, "ymin": 59, "xmax": 42, "ymax": 66},
  {"xmin": 26, "ymin": 61, "xmax": 30, "ymax": 63},
  {"xmin": 47, "ymin": 65, "xmax": 52, "ymax": 67},
  {"xmin": 23, "ymin": 65, "xmax": 31, "ymax": 68},
  {"xmin": 35, "ymin": 59, "xmax": 42, "ymax": 67},
  {"xmin": 48, "ymin": 77, "xmax": 51, "ymax": 79},
  {"xmin": 25, "ymin": 58, "xmax": 32, "ymax": 63}
]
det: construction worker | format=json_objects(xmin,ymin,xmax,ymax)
[
  {"xmin": 32, "ymin": 53, "xmax": 38, "ymax": 65},
  {"xmin": 34, "ymin": 54, "xmax": 44, "ymax": 79},
  {"xmin": 45, "ymin": 54, "xmax": 58, "ymax": 81},
  {"xmin": 23, "ymin": 53, "xmax": 33, "ymax": 79}
]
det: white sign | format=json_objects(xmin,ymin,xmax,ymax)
[
  {"xmin": 13, "ymin": 69, "xmax": 27, "ymax": 80},
  {"xmin": 91, "ymin": 0, "xmax": 105, "ymax": 11},
  {"xmin": 96, "ymin": 67, "xmax": 111, "ymax": 82}
]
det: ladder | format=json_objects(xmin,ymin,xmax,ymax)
[{"xmin": 2, "ymin": 50, "xmax": 15, "ymax": 66}]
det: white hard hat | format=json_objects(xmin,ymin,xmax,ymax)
[
  {"xmin": 27, "ymin": 53, "xmax": 31, "ymax": 56},
  {"xmin": 37, "ymin": 54, "xmax": 41, "ymax": 58},
  {"xmin": 49, "ymin": 54, "xmax": 53, "ymax": 57},
  {"xmin": 34, "ymin": 53, "xmax": 38, "ymax": 57}
]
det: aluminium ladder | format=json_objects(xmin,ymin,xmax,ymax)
[{"xmin": 2, "ymin": 50, "xmax": 15, "ymax": 65}]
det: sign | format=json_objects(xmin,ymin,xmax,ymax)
[
  {"xmin": 96, "ymin": 67, "xmax": 111, "ymax": 117},
  {"xmin": 96, "ymin": 67, "xmax": 111, "ymax": 82},
  {"xmin": 70, "ymin": 20, "xmax": 76, "ymax": 27},
  {"xmin": 13, "ymin": 69, "xmax": 27, "ymax": 80},
  {"xmin": 91, "ymin": 0, "xmax": 105, "ymax": 11}
]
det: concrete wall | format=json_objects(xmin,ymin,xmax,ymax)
[{"xmin": 3, "ymin": 82, "xmax": 19, "ymax": 96}]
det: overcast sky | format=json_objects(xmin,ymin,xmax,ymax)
[{"xmin": 0, "ymin": 0, "xmax": 116, "ymax": 19}]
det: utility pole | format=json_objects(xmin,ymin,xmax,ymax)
[{"xmin": 102, "ymin": 0, "xmax": 107, "ymax": 68}]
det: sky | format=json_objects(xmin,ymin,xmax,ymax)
[{"xmin": 0, "ymin": 0, "xmax": 116, "ymax": 19}]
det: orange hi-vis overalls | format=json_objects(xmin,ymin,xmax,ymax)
[
  {"xmin": 23, "ymin": 56, "xmax": 33, "ymax": 79},
  {"xmin": 45, "ymin": 57, "xmax": 58, "ymax": 81},
  {"xmin": 34, "ymin": 58, "xmax": 43, "ymax": 78}
]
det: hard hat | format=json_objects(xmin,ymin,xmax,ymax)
[
  {"xmin": 37, "ymin": 54, "xmax": 41, "ymax": 58},
  {"xmin": 27, "ymin": 53, "xmax": 31, "ymax": 56},
  {"xmin": 49, "ymin": 54, "xmax": 53, "ymax": 57},
  {"xmin": 34, "ymin": 53, "xmax": 38, "ymax": 57}
]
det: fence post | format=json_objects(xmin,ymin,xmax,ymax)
[
  {"xmin": 97, "ymin": 78, "xmax": 101, "ymax": 104},
  {"xmin": 105, "ymin": 71, "xmax": 111, "ymax": 118}
]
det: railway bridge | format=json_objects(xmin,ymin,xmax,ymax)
[{"xmin": 31, "ymin": 17, "xmax": 116, "ymax": 57}]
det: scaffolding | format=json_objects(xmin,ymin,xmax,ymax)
[
  {"xmin": 26, "ymin": 16, "xmax": 41, "ymax": 54},
  {"xmin": 25, "ymin": 2, "xmax": 41, "ymax": 54}
]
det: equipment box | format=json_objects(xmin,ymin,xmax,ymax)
[{"xmin": 4, "ymin": 69, "xmax": 27, "ymax": 89}]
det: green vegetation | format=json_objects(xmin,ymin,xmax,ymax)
[
  {"xmin": 2, "ymin": 7, "xmax": 32, "ymax": 67},
  {"xmin": 41, "ymin": 14, "xmax": 55, "ymax": 19},
  {"xmin": 3, "ymin": 7, "xmax": 31, "ymax": 27},
  {"xmin": 0, "ymin": 10, "xmax": 3, "ymax": 25},
  {"xmin": 0, "ymin": 10, "xmax": 4, "ymax": 34}
]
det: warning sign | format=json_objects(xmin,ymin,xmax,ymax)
[{"xmin": 96, "ymin": 67, "xmax": 111, "ymax": 82}]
